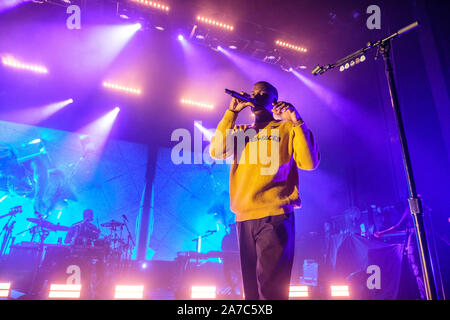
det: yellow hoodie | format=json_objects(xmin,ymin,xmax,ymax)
[{"xmin": 209, "ymin": 109, "xmax": 320, "ymax": 222}]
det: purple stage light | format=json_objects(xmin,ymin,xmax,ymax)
[
  {"xmin": 1, "ymin": 56, "xmax": 48, "ymax": 74},
  {"xmin": 196, "ymin": 16, "xmax": 234, "ymax": 31},
  {"xmin": 132, "ymin": 0, "xmax": 170, "ymax": 12},
  {"xmin": 217, "ymin": 47, "xmax": 269, "ymax": 83},
  {"xmin": 181, "ymin": 98, "xmax": 214, "ymax": 110},
  {"xmin": 178, "ymin": 34, "xmax": 184, "ymax": 41},
  {"xmin": 275, "ymin": 40, "xmax": 307, "ymax": 53},
  {"xmin": 0, "ymin": 0, "xmax": 31, "ymax": 14},
  {"xmin": 0, "ymin": 98, "xmax": 73, "ymax": 125},
  {"xmin": 194, "ymin": 121, "xmax": 214, "ymax": 141},
  {"xmin": 103, "ymin": 81, "xmax": 141, "ymax": 95},
  {"xmin": 76, "ymin": 107, "xmax": 121, "ymax": 176},
  {"xmin": 77, "ymin": 23, "xmax": 142, "ymax": 73}
]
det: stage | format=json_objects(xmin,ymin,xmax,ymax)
[{"xmin": 0, "ymin": 0, "xmax": 449, "ymax": 301}]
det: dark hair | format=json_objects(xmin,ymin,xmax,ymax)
[{"xmin": 254, "ymin": 81, "xmax": 278, "ymax": 100}]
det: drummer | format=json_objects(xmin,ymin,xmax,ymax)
[{"xmin": 64, "ymin": 209, "xmax": 100, "ymax": 246}]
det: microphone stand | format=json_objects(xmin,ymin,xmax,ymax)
[
  {"xmin": 122, "ymin": 217, "xmax": 135, "ymax": 263},
  {"xmin": 312, "ymin": 21, "xmax": 439, "ymax": 300},
  {"xmin": 191, "ymin": 230, "xmax": 217, "ymax": 265}
]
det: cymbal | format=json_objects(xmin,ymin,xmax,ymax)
[
  {"xmin": 26, "ymin": 218, "xmax": 70, "ymax": 231},
  {"xmin": 100, "ymin": 219, "xmax": 124, "ymax": 228}
]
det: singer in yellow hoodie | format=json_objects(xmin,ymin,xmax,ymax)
[{"xmin": 209, "ymin": 81, "xmax": 320, "ymax": 300}]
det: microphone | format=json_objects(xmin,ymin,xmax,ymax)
[
  {"xmin": 225, "ymin": 89, "xmax": 256, "ymax": 104},
  {"xmin": 206, "ymin": 229, "xmax": 217, "ymax": 234}
]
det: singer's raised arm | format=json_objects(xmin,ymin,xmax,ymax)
[
  {"xmin": 209, "ymin": 109, "xmax": 239, "ymax": 160},
  {"xmin": 289, "ymin": 121, "xmax": 320, "ymax": 170}
]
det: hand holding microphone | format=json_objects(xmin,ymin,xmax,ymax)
[{"xmin": 225, "ymin": 89, "xmax": 255, "ymax": 113}]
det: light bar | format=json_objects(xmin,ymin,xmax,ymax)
[
  {"xmin": 196, "ymin": 16, "xmax": 234, "ymax": 31},
  {"xmin": 275, "ymin": 40, "xmax": 307, "ymax": 53},
  {"xmin": 289, "ymin": 285, "xmax": 309, "ymax": 298},
  {"xmin": 48, "ymin": 284, "xmax": 82, "ymax": 299},
  {"xmin": 181, "ymin": 98, "xmax": 214, "ymax": 110},
  {"xmin": 103, "ymin": 81, "xmax": 141, "ymax": 95},
  {"xmin": 191, "ymin": 286, "xmax": 216, "ymax": 299},
  {"xmin": 0, "ymin": 283, "xmax": 11, "ymax": 298},
  {"xmin": 131, "ymin": 0, "xmax": 169, "ymax": 11},
  {"xmin": 114, "ymin": 285, "xmax": 145, "ymax": 299},
  {"xmin": 1, "ymin": 56, "xmax": 48, "ymax": 74},
  {"xmin": 330, "ymin": 285, "xmax": 350, "ymax": 297},
  {"xmin": 339, "ymin": 55, "xmax": 366, "ymax": 72}
]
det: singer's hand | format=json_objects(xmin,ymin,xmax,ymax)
[
  {"xmin": 229, "ymin": 92, "xmax": 255, "ymax": 113},
  {"xmin": 272, "ymin": 101, "xmax": 303, "ymax": 124}
]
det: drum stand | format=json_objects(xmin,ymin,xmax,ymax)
[
  {"xmin": 0, "ymin": 215, "xmax": 16, "ymax": 256},
  {"xmin": 28, "ymin": 225, "xmax": 48, "ymax": 297}
]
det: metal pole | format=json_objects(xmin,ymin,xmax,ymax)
[
  {"xmin": 380, "ymin": 40, "xmax": 438, "ymax": 300},
  {"xmin": 136, "ymin": 145, "xmax": 157, "ymax": 261}
]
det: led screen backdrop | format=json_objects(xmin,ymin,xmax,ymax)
[{"xmin": 0, "ymin": 119, "xmax": 147, "ymax": 257}]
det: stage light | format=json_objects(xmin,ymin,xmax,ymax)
[
  {"xmin": 339, "ymin": 55, "xmax": 366, "ymax": 72},
  {"xmin": 194, "ymin": 121, "xmax": 214, "ymax": 141},
  {"xmin": 76, "ymin": 106, "xmax": 121, "ymax": 162},
  {"xmin": 103, "ymin": 81, "xmax": 141, "ymax": 95},
  {"xmin": 114, "ymin": 285, "xmax": 144, "ymax": 299},
  {"xmin": 196, "ymin": 16, "xmax": 234, "ymax": 31},
  {"xmin": 0, "ymin": 195, "xmax": 8, "ymax": 203},
  {"xmin": 275, "ymin": 40, "xmax": 307, "ymax": 53},
  {"xmin": 1, "ymin": 56, "xmax": 48, "ymax": 74},
  {"xmin": 178, "ymin": 34, "xmax": 184, "ymax": 41},
  {"xmin": 155, "ymin": 26, "xmax": 165, "ymax": 31},
  {"xmin": 131, "ymin": 0, "xmax": 169, "ymax": 12},
  {"xmin": 0, "ymin": 283, "xmax": 11, "ymax": 298},
  {"xmin": 28, "ymin": 138, "xmax": 42, "ymax": 145},
  {"xmin": 181, "ymin": 98, "xmax": 214, "ymax": 110},
  {"xmin": 330, "ymin": 285, "xmax": 350, "ymax": 298},
  {"xmin": 289, "ymin": 285, "xmax": 309, "ymax": 298},
  {"xmin": 0, "ymin": 98, "xmax": 73, "ymax": 125},
  {"xmin": 289, "ymin": 67, "xmax": 293, "ymax": 72},
  {"xmin": 48, "ymin": 284, "xmax": 82, "ymax": 299},
  {"xmin": 228, "ymin": 45, "xmax": 237, "ymax": 50},
  {"xmin": 217, "ymin": 45, "xmax": 222, "ymax": 50},
  {"xmin": 191, "ymin": 286, "xmax": 216, "ymax": 299}
]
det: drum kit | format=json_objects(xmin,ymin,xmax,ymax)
[
  {"xmin": 11, "ymin": 216, "xmax": 134, "ymax": 256},
  {"xmin": 1, "ymin": 206, "xmax": 136, "ymax": 296}
]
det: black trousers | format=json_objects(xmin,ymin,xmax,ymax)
[{"xmin": 236, "ymin": 212, "xmax": 295, "ymax": 300}]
